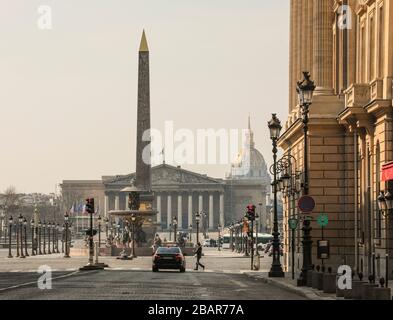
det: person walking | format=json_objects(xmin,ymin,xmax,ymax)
[{"xmin": 194, "ymin": 242, "xmax": 205, "ymax": 271}]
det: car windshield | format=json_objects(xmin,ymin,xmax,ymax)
[{"xmin": 156, "ymin": 247, "xmax": 181, "ymax": 254}]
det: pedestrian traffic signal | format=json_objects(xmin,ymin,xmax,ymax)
[
  {"xmin": 246, "ymin": 204, "xmax": 256, "ymax": 221},
  {"xmin": 85, "ymin": 198, "xmax": 95, "ymax": 214}
]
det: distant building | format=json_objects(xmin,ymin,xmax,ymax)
[{"xmin": 61, "ymin": 118, "xmax": 272, "ymax": 231}]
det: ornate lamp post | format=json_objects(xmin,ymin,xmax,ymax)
[
  {"xmin": 97, "ymin": 215, "xmax": 102, "ymax": 248},
  {"xmin": 56, "ymin": 224, "xmax": 60, "ymax": 253},
  {"xmin": 8, "ymin": 216, "xmax": 13, "ymax": 258},
  {"xmin": 130, "ymin": 214, "xmax": 137, "ymax": 259},
  {"xmin": 38, "ymin": 221, "xmax": 42, "ymax": 255},
  {"xmin": 195, "ymin": 212, "xmax": 201, "ymax": 244},
  {"xmin": 377, "ymin": 190, "xmax": 393, "ymax": 287},
  {"xmin": 61, "ymin": 224, "xmax": 65, "ymax": 253},
  {"xmin": 104, "ymin": 217, "xmax": 109, "ymax": 241},
  {"xmin": 173, "ymin": 217, "xmax": 178, "ymax": 243},
  {"xmin": 217, "ymin": 224, "xmax": 222, "ymax": 251},
  {"xmin": 267, "ymin": 113, "xmax": 284, "ymax": 278},
  {"xmin": 30, "ymin": 218, "xmax": 36, "ymax": 256},
  {"xmin": 43, "ymin": 221, "xmax": 47, "ymax": 255},
  {"xmin": 189, "ymin": 224, "xmax": 193, "ymax": 243},
  {"xmin": 64, "ymin": 213, "xmax": 70, "ymax": 258},
  {"xmin": 19, "ymin": 214, "xmax": 25, "ymax": 258},
  {"xmin": 47, "ymin": 222, "xmax": 52, "ymax": 254},
  {"xmin": 296, "ymin": 71, "xmax": 316, "ymax": 286},
  {"xmin": 51, "ymin": 223, "xmax": 55, "ymax": 254},
  {"xmin": 0, "ymin": 209, "xmax": 5, "ymax": 243},
  {"xmin": 23, "ymin": 218, "xmax": 29, "ymax": 257}
]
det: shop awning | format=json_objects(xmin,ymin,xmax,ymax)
[{"xmin": 382, "ymin": 162, "xmax": 393, "ymax": 182}]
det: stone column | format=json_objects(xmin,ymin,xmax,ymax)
[
  {"xmin": 219, "ymin": 193, "xmax": 225, "ymax": 227},
  {"xmin": 167, "ymin": 194, "xmax": 172, "ymax": 230},
  {"xmin": 198, "ymin": 194, "xmax": 203, "ymax": 213},
  {"xmin": 115, "ymin": 194, "xmax": 120, "ymax": 211},
  {"xmin": 157, "ymin": 194, "xmax": 162, "ymax": 225},
  {"xmin": 188, "ymin": 194, "xmax": 193, "ymax": 228},
  {"xmin": 125, "ymin": 195, "xmax": 128, "ymax": 210},
  {"xmin": 313, "ymin": 0, "xmax": 334, "ymax": 94},
  {"xmin": 209, "ymin": 194, "xmax": 214, "ymax": 230},
  {"xmin": 177, "ymin": 194, "xmax": 183, "ymax": 230},
  {"xmin": 104, "ymin": 195, "xmax": 109, "ymax": 217}
]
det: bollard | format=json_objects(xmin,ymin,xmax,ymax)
[
  {"xmin": 361, "ymin": 283, "xmax": 378, "ymax": 300},
  {"xmin": 306, "ymin": 270, "xmax": 313, "ymax": 287},
  {"xmin": 373, "ymin": 287, "xmax": 392, "ymax": 300},
  {"xmin": 323, "ymin": 273, "xmax": 337, "ymax": 294},
  {"xmin": 312, "ymin": 271, "xmax": 319, "ymax": 289},
  {"xmin": 317, "ymin": 272, "xmax": 324, "ymax": 290},
  {"xmin": 351, "ymin": 280, "xmax": 368, "ymax": 300},
  {"xmin": 253, "ymin": 254, "xmax": 260, "ymax": 271}
]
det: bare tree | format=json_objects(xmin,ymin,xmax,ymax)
[{"xmin": 2, "ymin": 186, "xmax": 21, "ymax": 214}]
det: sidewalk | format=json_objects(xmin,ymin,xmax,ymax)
[{"xmin": 243, "ymin": 272, "xmax": 338, "ymax": 300}]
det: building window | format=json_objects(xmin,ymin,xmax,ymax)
[
  {"xmin": 378, "ymin": 6, "xmax": 384, "ymax": 77},
  {"xmin": 369, "ymin": 13, "xmax": 376, "ymax": 81}
]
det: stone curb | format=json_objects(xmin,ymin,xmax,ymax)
[{"xmin": 242, "ymin": 272, "xmax": 337, "ymax": 301}]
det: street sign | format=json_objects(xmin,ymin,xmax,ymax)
[
  {"xmin": 298, "ymin": 195, "xmax": 316, "ymax": 213},
  {"xmin": 288, "ymin": 218, "xmax": 299, "ymax": 230},
  {"xmin": 317, "ymin": 214, "xmax": 329, "ymax": 227},
  {"xmin": 317, "ymin": 240, "xmax": 330, "ymax": 259}
]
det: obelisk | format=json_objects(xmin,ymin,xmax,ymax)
[{"xmin": 135, "ymin": 30, "xmax": 151, "ymax": 191}]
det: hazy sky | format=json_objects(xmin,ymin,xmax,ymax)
[{"xmin": 0, "ymin": 0, "xmax": 289, "ymax": 194}]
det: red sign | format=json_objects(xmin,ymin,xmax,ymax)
[
  {"xmin": 298, "ymin": 196, "xmax": 316, "ymax": 213},
  {"xmin": 382, "ymin": 162, "xmax": 393, "ymax": 182}
]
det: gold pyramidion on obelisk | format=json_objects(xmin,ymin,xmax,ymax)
[{"xmin": 139, "ymin": 29, "xmax": 149, "ymax": 52}]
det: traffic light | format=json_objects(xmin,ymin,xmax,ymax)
[
  {"xmin": 246, "ymin": 204, "xmax": 256, "ymax": 221},
  {"xmin": 85, "ymin": 198, "xmax": 95, "ymax": 214}
]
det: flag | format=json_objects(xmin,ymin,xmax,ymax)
[{"xmin": 69, "ymin": 203, "xmax": 75, "ymax": 215}]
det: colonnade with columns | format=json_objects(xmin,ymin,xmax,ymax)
[{"xmin": 103, "ymin": 190, "xmax": 225, "ymax": 231}]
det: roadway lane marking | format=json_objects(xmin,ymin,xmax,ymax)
[
  {"xmin": 0, "ymin": 270, "xmax": 82, "ymax": 293},
  {"xmin": 228, "ymin": 278, "xmax": 248, "ymax": 288}
]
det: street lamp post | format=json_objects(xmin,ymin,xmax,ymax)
[
  {"xmin": 43, "ymin": 221, "xmax": 47, "ymax": 255},
  {"xmin": 19, "ymin": 215, "xmax": 25, "ymax": 258},
  {"xmin": 0, "ymin": 209, "xmax": 5, "ymax": 244},
  {"xmin": 195, "ymin": 212, "xmax": 201, "ymax": 244},
  {"xmin": 169, "ymin": 223, "xmax": 172, "ymax": 241},
  {"xmin": 104, "ymin": 217, "xmax": 109, "ymax": 242},
  {"xmin": 30, "ymin": 219, "xmax": 35, "ymax": 256},
  {"xmin": 218, "ymin": 224, "xmax": 222, "ymax": 251},
  {"xmin": 15, "ymin": 219, "xmax": 19, "ymax": 257},
  {"xmin": 38, "ymin": 221, "xmax": 42, "ymax": 255},
  {"xmin": 173, "ymin": 217, "xmax": 178, "ymax": 243},
  {"xmin": 377, "ymin": 190, "xmax": 393, "ymax": 287},
  {"xmin": 8, "ymin": 216, "xmax": 13, "ymax": 258},
  {"xmin": 56, "ymin": 224, "xmax": 60, "ymax": 253},
  {"xmin": 64, "ymin": 213, "xmax": 70, "ymax": 258},
  {"xmin": 61, "ymin": 224, "xmax": 65, "ymax": 253},
  {"xmin": 23, "ymin": 218, "xmax": 29, "ymax": 257},
  {"xmin": 98, "ymin": 215, "xmax": 102, "ymax": 248},
  {"xmin": 130, "ymin": 214, "xmax": 136, "ymax": 259},
  {"xmin": 47, "ymin": 222, "xmax": 52, "ymax": 254},
  {"xmin": 268, "ymin": 113, "xmax": 285, "ymax": 278},
  {"xmin": 189, "ymin": 225, "xmax": 193, "ymax": 243},
  {"xmin": 296, "ymin": 71, "xmax": 316, "ymax": 286},
  {"xmin": 52, "ymin": 223, "xmax": 56, "ymax": 253}
]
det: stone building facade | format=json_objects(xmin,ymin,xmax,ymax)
[
  {"xmin": 280, "ymin": 0, "xmax": 393, "ymax": 280},
  {"xmin": 61, "ymin": 121, "xmax": 271, "ymax": 232}
]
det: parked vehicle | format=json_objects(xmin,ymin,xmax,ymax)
[{"xmin": 152, "ymin": 247, "xmax": 186, "ymax": 273}]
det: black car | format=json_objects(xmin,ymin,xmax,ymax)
[{"xmin": 152, "ymin": 247, "xmax": 186, "ymax": 273}]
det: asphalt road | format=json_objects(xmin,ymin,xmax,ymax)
[{"xmin": 0, "ymin": 270, "xmax": 306, "ymax": 300}]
